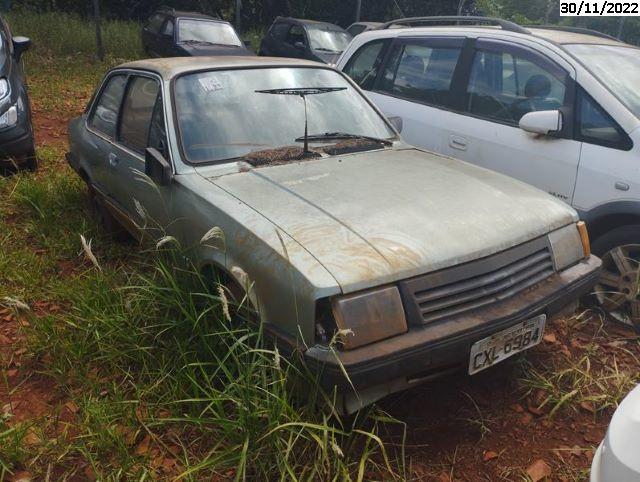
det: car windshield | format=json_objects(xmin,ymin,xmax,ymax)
[
  {"xmin": 177, "ymin": 19, "xmax": 242, "ymax": 47},
  {"xmin": 174, "ymin": 67, "xmax": 395, "ymax": 163},
  {"xmin": 307, "ymin": 27, "xmax": 352, "ymax": 52},
  {"xmin": 565, "ymin": 44, "xmax": 640, "ymax": 118}
]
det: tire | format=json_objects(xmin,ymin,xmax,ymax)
[
  {"xmin": 24, "ymin": 145, "xmax": 37, "ymax": 172},
  {"xmin": 591, "ymin": 225, "xmax": 640, "ymax": 332},
  {"xmin": 87, "ymin": 184, "xmax": 129, "ymax": 241}
]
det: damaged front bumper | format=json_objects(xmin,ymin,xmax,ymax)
[{"xmin": 305, "ymin": 255, "xmax": 601, "ymax": 410}]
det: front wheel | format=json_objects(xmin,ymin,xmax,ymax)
[{"xmin": 592, "ymin": 225, "xmax": 640, "ymax": 331}]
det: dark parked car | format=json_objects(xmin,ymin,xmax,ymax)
[
  {"xmin": 0, "ymin": 16, "xmax": 35, "ymax": 171},
  {"xmin": 259, "ymin": 17, "xmax": 352, "ymax": 64},
  {"xmin": 346, "ymin": 21, "xmax": 382, "ymax": 36},
  {"xmin": 142, "ymin": 8, "xmax": 253, "ymax": 57}
]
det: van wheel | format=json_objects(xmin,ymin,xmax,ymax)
[
  {"xmin": 87, "ymin": 184, "xmax": 128, "ymax": 241},
  {"xmin": 592, "ymin": 225, "xmax": 640, "ymax": 332}
]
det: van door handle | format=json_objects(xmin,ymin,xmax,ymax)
[
  {"xmin": 449, "ymin": 135, "xmax": 468, "ymax": 151},
  {"xmin": 108, "ymin": 153, "xmax": 119, "ymax": 167}
]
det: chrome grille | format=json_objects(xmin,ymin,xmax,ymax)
[{"xmin": 399, "ymin": 237, "xmax": 554, "ymax": 324}]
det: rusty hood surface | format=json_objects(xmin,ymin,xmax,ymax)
[{"xmin": 202, "ymin": 147, "xmax": 577, "ymax": 294}]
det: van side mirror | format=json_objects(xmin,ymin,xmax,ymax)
[
  {"xmin": 388, "ymin": 116, "xmax": 403, "ymax": 134},
  {"xmin": 12, "ymin": 36, "xmax": 31, "ymax": 61},
  {"xmin": 519, "ymin": 110, "xmax": 562, "ymax": 135},
  {"xmin": 145, "ymin": 147, "xmax": 172, "ymax": 186}
]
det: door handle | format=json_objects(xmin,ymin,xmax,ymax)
[
  {"xmin": 108, "ymin": 153, "xmax": 119, "ymax": 167},
  {"xmin": 449, "ymin": 135, "xmax": 468, "ymax": 151}
]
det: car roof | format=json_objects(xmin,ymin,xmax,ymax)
[
  {"xmin": 275, "ymin": 17, "xmax": 346, "ymax": 30},
  {"xmin": 157, "ymin": 9, "xmax": 222, "ymax": 22},
  {"xmin": 117, "ymin": 56, "xmax": 327, "ymax": 79},
  {"xmin": 360, "ymin": 22, "xmax": 631, "ymax": 48}
]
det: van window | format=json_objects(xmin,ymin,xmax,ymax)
[
  {"xmin": 577, "ymin": 88, "xmax": 631, "ymax": 150},
  {"xmin": 466, "ymin": 49, "xmax": 566, "ymax": 124},
  {"xmin": 118, "ymin": 76, "xmax": 160, "ymax": 154},
  {"xmin": 342, "ymin": 40, "xmax": 387, "ymax": 90},
  {"xmin": 378, "ymin": 41, "xmax": 461, "ymax": 108},
  {"xmin": 89, "ymin": 74, "xmax": 127, "ymax": 139}
]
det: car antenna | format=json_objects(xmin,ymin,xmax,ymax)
[{"xmin": 255, "ymin": 87, "xmax": 346, "ymax": 154}]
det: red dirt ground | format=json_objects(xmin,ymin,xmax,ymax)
[{"xmin": 2, "ymin": 96, "xmax": 639, "ymax": 482}]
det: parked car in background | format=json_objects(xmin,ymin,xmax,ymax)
[
  {"xmin": 346, "ymin": 21, "xmax": 382, "ymax": 37},
  {"xmin": 337, "ymin": 16, "xmax": 640, "ymax": 330},
  {"xmin": 591, "ymin": 384, "xmax": 640, "ymax": 481},
  {"xmin": 259, "ymin": 17, "xmax": 352, "ymax": 64},
  {"xmin": 0, "ymin": 16, "xmax": 35, "ymax": 171},
  {"xmin": 142, "ymin": 8, "xmax": 253, "ymax": 57},
  {"xmin": 67, "ymin": 56, "xmax": 600, "ymax": 412}
]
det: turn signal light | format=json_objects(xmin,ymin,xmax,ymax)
[{"xmin": 577, "ymin": 221, "xmax": 591, "ymax": 257}]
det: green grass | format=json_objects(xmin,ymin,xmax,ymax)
[
  {"xmin": 0, "ymin": 14, "xmax": 405, "ymax": 478},
  {"xmin": 6, "ymin": 10, "xmax": 143, "ymax": 60}
]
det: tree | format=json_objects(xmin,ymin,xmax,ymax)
[{"xmin": 92, "ymin": 0, "xmax": 104, "ymax": 61}]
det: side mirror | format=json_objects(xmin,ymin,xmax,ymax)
[
  {"xmin": 519, "ymin": 110, "xmax": 562, "ymax": 135},
  {"xmin": 294, "ymin": 41, "xmax": 305, "ymax": 50},
  {"xmin": 12, "ymin": 36, "xmax": 31, "ymax": 61},
  {"xmin": 145, "ymin": 147, "xmax": 172, "ymax": 186},
  {"xmin": 388, "ymin": 116, "xmax": 403, "ymax": 134}
]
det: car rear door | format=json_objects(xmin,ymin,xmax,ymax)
[
  {"xmin": 85, "ymin": 73, "xmax": 128, "ymax": 198},
  {"xmin": 443, "ymin": 39, "xmax": 581, "ymax": 203},
  {"xmin": 351, "ymin": 36, "xmax": 467, "ymax": 155},
  {"xmin": 109, "ymin": 73, "xmax": 171, "ymax": 236}
]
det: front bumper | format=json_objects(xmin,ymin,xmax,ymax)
[
  {"xmin": 0, "ymin": 105, "xmax": 34, "ymax": 163},
  {"xmin": 306, "ymin": 255, "xmax": 601, "ymax": 392}
]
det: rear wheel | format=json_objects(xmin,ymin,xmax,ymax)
[
  {"xmin": 87, "ymin": 183, "xmax": 129, "ymax": 241},
  {"xmin": 592, "ymin": 225, "xmax": 640, "ymax": 331}
]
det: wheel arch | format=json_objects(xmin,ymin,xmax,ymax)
[{"xmin": 579, "ymin": 201, "xmax": 640, "ymax": 245}]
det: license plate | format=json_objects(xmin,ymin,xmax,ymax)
[{"xmin": 468, "ymin": 315, "xmax": 546, "ymax": 375}]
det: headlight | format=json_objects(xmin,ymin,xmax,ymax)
[
  {"xmin": 0, "ymin": 78, "xmax": 10, "ymax": 100},
  {"xmin": 331, "ymin": 285, "xmax": 407, "ymax": 350},
  {"xmin": 0, "ymin": 105, "xmax": 17, "ymax": 129},
  {"xmin": 548, "ymin": 222, "xmax": 588, "ymax": 271}
]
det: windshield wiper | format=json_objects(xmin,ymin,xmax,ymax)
[
  {"xmin": 314, "ymin": 47, "xmax": 341, "ymax": 53},
  {"xmin": 255, "ymin": 87, "xmax": 347, "ymax": 154},
  {"xmin": 295, "ymin": 132, "xmax": 393, "ymax": 146}
]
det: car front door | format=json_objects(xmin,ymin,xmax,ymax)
[
  {"xmin": 353, "ymin": 36, "xmax": 467, "ymax": 155},
  {"xmin": 444, "ymin": 39, "xmax": 581, "ymax": 203},
  {"xmin": 109, "ymin": 74, "xmax": 171, "ymax": 238},
  {"xmin": 283, "ymin": 24, "xmax": 309, "ymax": 59},
  {"xmin": 142, "ymin": 13, "xmax": 165, "ymax": 56},
  {"xmin": 158, "ymin": 18, "xmax": 176, "ymax": 57}
]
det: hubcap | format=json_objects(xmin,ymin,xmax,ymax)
[{"xmin": 594, "ymin": 244, "xmax": 640, "ymax": 329}]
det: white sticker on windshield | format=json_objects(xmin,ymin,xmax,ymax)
[{"xmin": 199, "ymin": 77, "xmax": 224, "ymax": 93}]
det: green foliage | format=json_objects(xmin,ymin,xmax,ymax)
[
  {"xmin": 6, "ymin": 10, "xmax": 143, "ymax": 59},
  {"xmin": 477, "ymin": 0, "xmax": 640, "ymax": 45}
]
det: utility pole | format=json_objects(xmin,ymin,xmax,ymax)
[
  {"xmin": 355, "ymin": 0, "xmax": 361, "ymax": 22},
  {"xmin": 235, "ymin": 0, "xmax": 242, "ymax": 33},
  {"xmin": 92, "ymin": 0, "xmax": 104, "ymax": 61},
  {"xmin": 617, "ymin": 17, "xmax": 626, "ymax": 40}
]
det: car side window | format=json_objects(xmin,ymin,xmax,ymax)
[
  {"xmin": 286, "ymin": 25, "xmax": 306, "ymax": 46},
  {"xmin": 148, "ymin": 95, "xmax": 169, "ymax": 159},
  {"xmin": 577, "ymin": 88, "xmax": 631, "ymax": 149},
  {"xmin": 378, "ymin": 41, "xmax": 461, "ymax": 108},
  {"xmin": 343, "ymin": 40, "xmax": 387, "ymax": 91},
  {"xmin": 162, "ymin": 19, "xmax": 174, "ymax": 37},
  {"xmin": 466, "ymin": 49, "xmax": 566, "ymax": 124},
  {"xmin": 270, "ymin": 22, "xmax": 289, "ymax": 40},
  {"xmin": 146, "ymin": 14, "xmax": 165, "ymax": 34},
  {"xmin": 89, "ymin": 74, "xmax": 127, "ymax": 139},
  {"xmin": 118, "ymin": 76, "xmax": 160, "ymax": 154}
]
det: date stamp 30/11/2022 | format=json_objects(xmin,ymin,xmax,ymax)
[{"xmin": 561, "ymin": 0, "xmax": 640, "ymax": 15}]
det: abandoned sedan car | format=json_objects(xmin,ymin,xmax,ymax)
[{"xmin": 67, "ymin": 57, "xmax": 601, "ymax": 412}]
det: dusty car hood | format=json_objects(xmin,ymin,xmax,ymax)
[
  {"xmin": 177, "ymin": 43, "xmax": 254, "ymax": 56},
  {"xmin": 202, "ymin": 148, "xmax": 577, "ymax": 293}
]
